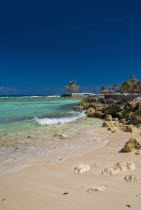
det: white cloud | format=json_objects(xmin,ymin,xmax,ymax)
[{"xmin": 0, "ymin": 86, "xmax": 16, "ymax": 94}]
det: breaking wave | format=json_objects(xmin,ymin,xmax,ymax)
[{"xmin": 35, "ymin": 111, "xmax": 86, "ymax": 125}]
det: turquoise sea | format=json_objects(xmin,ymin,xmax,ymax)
[
  {"xmin": 0, "ymin": 96, "xmax": 106, "ymax": 175},
  {"xmin": 0, "ymin": 96, "xmax": 84, "ymax": 135}
]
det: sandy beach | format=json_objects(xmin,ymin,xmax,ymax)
[
  {"xmin": 0, "ymin": 126, "xmax": 141, "ymax": 210},
  {"xmin": 1, "ymin": 0, "xmax": 141, "ymax": 209}
]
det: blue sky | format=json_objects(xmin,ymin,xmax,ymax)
[{"xmin": 0, "ymin": 0, "xmax": 141, "ymax": 95}]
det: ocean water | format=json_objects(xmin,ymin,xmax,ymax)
[
  {"xmin": 0, "ymin": 96, "xmax": 84, "ymax": 135},
  {"xmin": 0, "ymin": 96, "xmax": 106, "ymax": 175}
]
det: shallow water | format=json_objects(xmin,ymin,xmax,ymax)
[{"xmin": 0, "ymin": 96, "xmax": 106, "ymax": 175}]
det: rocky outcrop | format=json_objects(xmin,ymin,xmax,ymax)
[
  {"xmin": 125, "ymin": 125, "xmax": 137, "ymax": 133},
  {"xmin": 116, "ymin": 112, "xmax": 123, "ymax": 119},
  {"xmin": 105, "ymin": 115, "xmax": 112, "ymax": 121},
  {"xmin": 102, "ymin": 121, "xmax": 118, "ymax": 131},
  {"xmin": 113, "ymin": 118, "xmax": 119, "ymax": 121},
  {"xmin": 105, "ymin": 105, "xmax": 123, "ymax": 116},
  {"xmin": 86, "ymin": 108, "xmax": 105, "ymax": 118},
  {"xmin": 102, "ymin": 161, "xmax": 135, "ymax": 176},
  {"xmin": 130, "ymin": 96, "xmax": 141, "ymax": 104},
  {"xmin": 119, "ymin": 118, "xmax": 127, "ymax": 124},
  {"xmin": 124, "ymin": 175, "xmax": 141, "ymax": 183},
  {"xmin": 107, "ymin": 126, "xmax": 117, "ymax": 132},
  {"xmin": 122, "ymin": 138, "xmax": 141, "ymax": 152},
  {"xmin": 124, "ymin": 112, "xmax": 134, "ymax": 121},
  {"xmin": 74, "ymin": 164, "xmax": 90, "ymax": 173},
  {"xmin": 102, "ymin": 121, "xmax": 113, "ymax": 127},
  {"xmin": 93, "ymin": 111, "xmax": 105, "ymax": 118},
  {"xmin": 124, "ymin": 103, "xmax": 137, "ymax": 111},
  {"xmin": 114, "ymin": 122, "xmax": 120, "ymax": 127},
  {"xmin": 77, "ymin": 98, "xmax": 141, "ymax": 128},
  {"xmin": 131, "ymin": 115, "xmax": 141, "ymax": 125},
  {"xmin": 86, "ymin": 108, "xmax": 95, "ymax": 117},
  {"xmin": 105, "ymin": 98, "xmax": 117, "ymax": 104}
]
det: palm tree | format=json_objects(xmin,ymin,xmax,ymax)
[
  {"xmin": 130, "ymin": 78, "xmax": 136, "ymax": 93},
  {"xmin": 120, "ymin": 81, "xmax": 130, "ymax": 93},
  {"xmin": 113, "ymin": 83, "xmax": 118, "ymax": 88},
  {"xmin": 100, "ymin": 86, "xmax": 106, "ymax": 92},
  {"xmin": 135, "ymin": 81, "xmax": 141, "ymax": 94},
  {"xmin": 110, "ymin": 84, "xmax": 118, "ymax": 92}
]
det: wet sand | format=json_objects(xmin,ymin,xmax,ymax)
[
  {"xmin": 0, "ymin": 117, "xmax": 105, "ymax": 175},
  {"xmin": 0, "ymin": 125, "xmax": 141, "ymax": 210}
]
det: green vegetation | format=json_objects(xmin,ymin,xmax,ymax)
[{"xmin": 100, "ymin": 76, "xmax": 141, "ymax": 94}]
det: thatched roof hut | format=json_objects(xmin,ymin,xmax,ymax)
[
  {"xmin": 102, "ymin": 89, "xmax": 110, "ymax": 93},
  {"xmin": 109, "ymin": 89, "xmax": 115, "ymax": 93},
  {"xmin": 128, "ymin": 75, "xmax": 139, "ymax": 86},
  {"xmin": 66, "ymin": 80, "xmax": 80, "ymax": 92}
]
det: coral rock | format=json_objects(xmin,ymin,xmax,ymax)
[
  {"xmin": 125, "ymin": 125, "xmax": 137, "ymax": 133},
  {"xmin": 113, "ymin": 118, "xmax": 119, "ymax": 121},
  {"xmin": 107, "ymin": 126, "xmax": 117, "ymax": 132},
  {"xmin": 93, "ymin": 111, "xmax": 105, "ymax": 118},
  {"xmin": 86, "ymin": 108, "xmax": 95, "ymax": 117},
  {"xmin": 74, "ymin": 164, "xmax": 90, "ymax": 173},
  {"xmin": 102, "ymin": 121, "xmax": 113, "ymax": 127},
  {"xmin": 105, "ymin": 105, "xmax": 123, "ymax": 115},
  {"xmin": 123, "ymin": 138, "xmax": 141, "ymax": 152},
  {"xmin": 87, "ymin": 186, "xmax": 106, "ymax": 192},
  {"xmin": 105, "ymin": 115, "xmax": 113, "ymax": 121},
  {"xmin": 102, "ymin": 161, "xmax": 135, "ymax": 176},
  {"xmin": 119, "ymin": 118, "xmax": 126, "ymax": 124},
  {"xmin": 124, "ymin": 175, "xmax": 141, "ymax": 183}
]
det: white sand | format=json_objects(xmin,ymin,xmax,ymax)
[{"xmin": 0, "ymin": 128, "xmax": 141, "ymax": 210}]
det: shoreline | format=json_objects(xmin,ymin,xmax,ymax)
[
  {"xmin": 0, "ymin": 125, "xmax": 141, "ymax": 210},
  {"xmin": 0, "ymin": 117, "xmax": 105, "ymax": 176}
]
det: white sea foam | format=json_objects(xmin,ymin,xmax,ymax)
[
  {"xmin": 47, "ymin": 95, "xmax": 61, "ymax": 98},
  {"xmin": 0, "ymin": 95, "xmax": 61, "ymax": 99},
  {"xmin": 0, "ymin": 97, "xmax": 9, "ymax": 99},
  {"xmin": 29, "ymin": 96, "xmax": 43, "ymax": 98},
  {"xmin": 35, "ymin": 111, "xmax": 86, "ymax": 125}
]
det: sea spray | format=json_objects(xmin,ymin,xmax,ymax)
[{"xmin": 35, "ymin": 111, "xmax": 86, "ymax": 125}]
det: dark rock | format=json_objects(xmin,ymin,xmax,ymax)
[
  {"xmin": 119, "ymin": 118, "xmax": 127, "ymax": 124},
  {"xmin": 86, "ymin": 108, "xmax": 95, "ymax": 117},
  {"xmin": 102, "ymin": 121, "xmax": 113, "ymax": 127},
  {"xmin": 126, "ymin": 204, "xmax": 132, "ymax": 208},
  {"xmin": 116, "ymin": 112, "xmax": 123, "ymax": 119},
  {"xmin": 124, "ymin": 112, "xmax": 134, "ymax": 120},
  {"xmin": 124, "ymin": 103, "xmax": 136, "ymax": 111},
  {"xmin": 105, "ymin": 105, "xmax": 123, "ymax": 116},
  {"xmin": 105, "ymin": 98, "xmax": 117, "ymax": 104},
  {"xmin": 63, "ymin": 192, "xmax": 69, "ymax": 195},
  {"xmin": 131, "ymin": 115, "xmax": 141, "ymax": 125},
  {"xmin": 125, "ymin": 125, "xmax": 137, "ymax": 133},
  {"xmin": 105, "ymin": 115, "xmax": 112, "ymax": 121},
  {"xmin": 123, "ymin": 138, "xmax": 141, "ymax": 152},
  {"xmin": 93, "ymin": 111, "xmax": 105, "ymax": 118}
]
